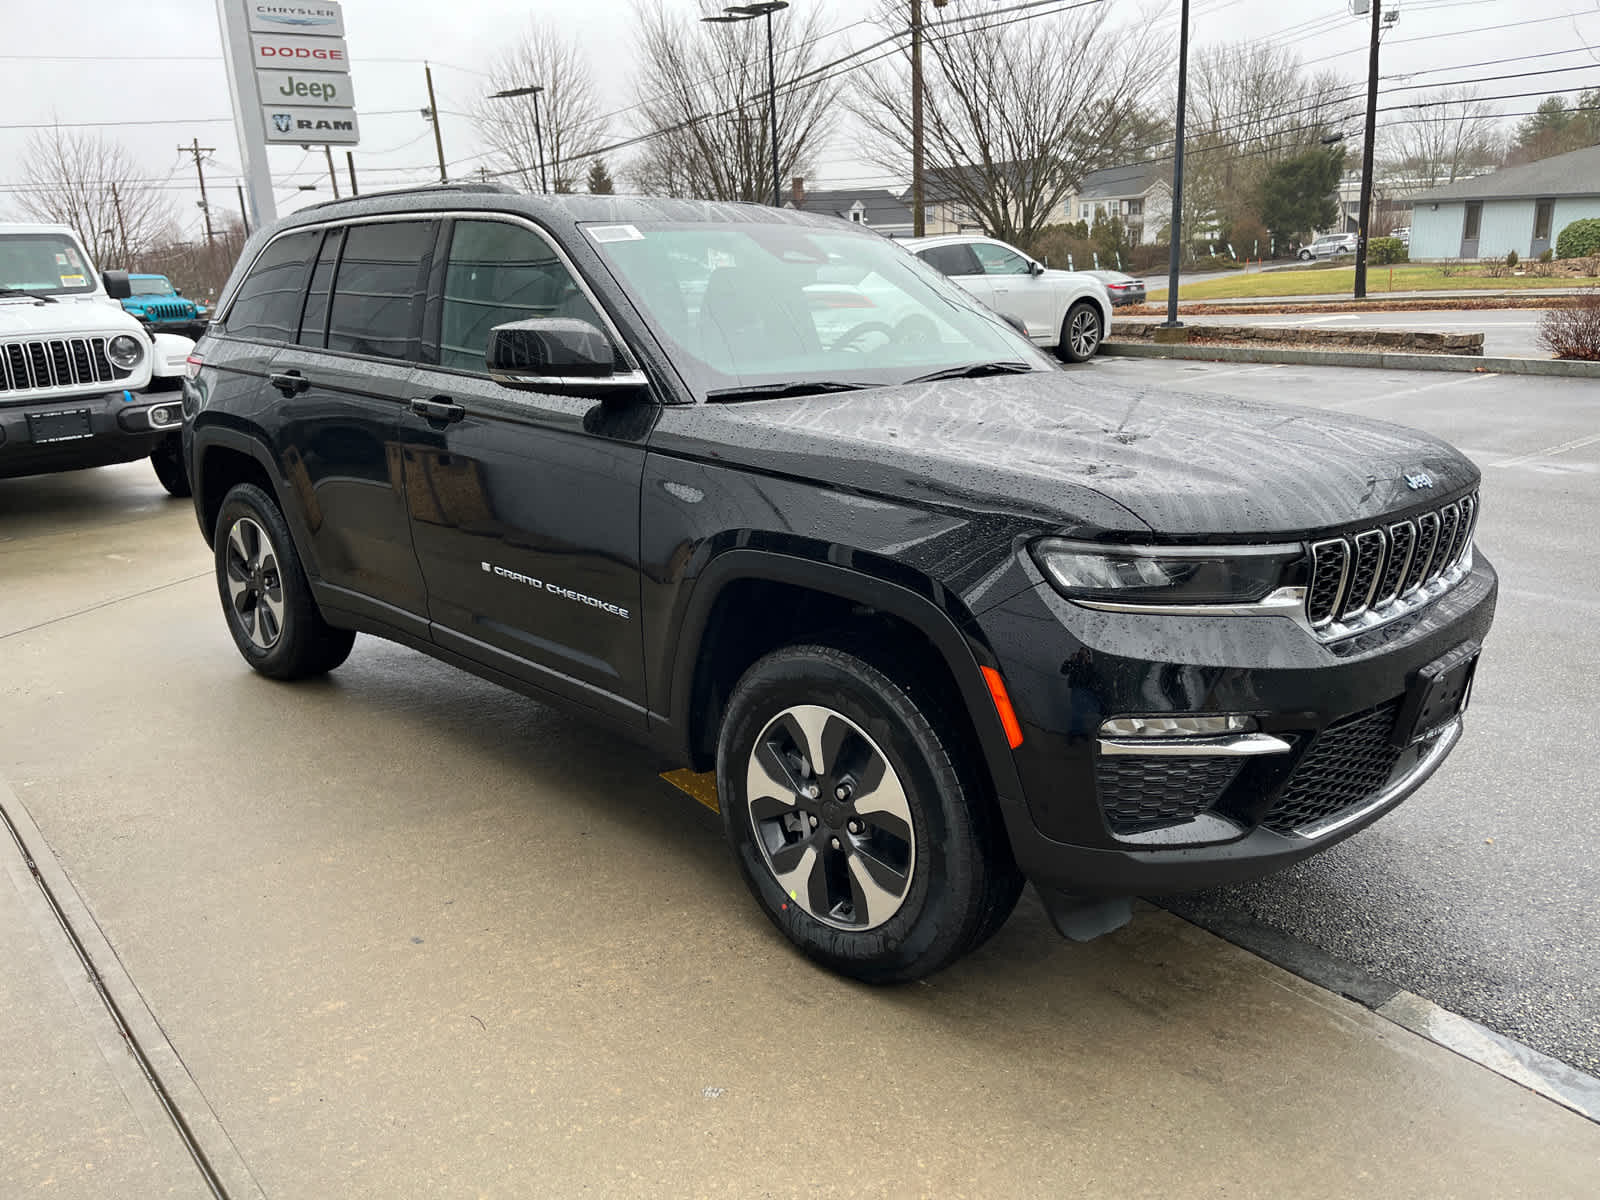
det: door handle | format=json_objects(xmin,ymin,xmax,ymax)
[
  {"xmin": 409, "ymin": 396, "xmax": 465, "ymax": 424},
  {"xmin": 269, "ymin": 370, "xmax": 309, "ymax": 396}
]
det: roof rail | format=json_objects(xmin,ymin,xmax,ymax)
[{"xmin": 296, "ymin": 181, "xmax": 518, "ymax": 212}]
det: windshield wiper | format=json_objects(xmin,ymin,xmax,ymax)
[
  {"xmin": 705, "ymin": 380, "xmax": 873, "ymax": 403},
  {"xmin": 902, "ymin": 360, "xmax": 1034, "ymax": 384},
  {"xmin": 0, "ymin": 287, "xmax": 54, "ymax": 302}
]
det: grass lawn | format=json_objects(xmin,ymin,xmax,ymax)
[{"xmin": 1149, "ymin": 264, "xmax": 1600, "ymax": 301}]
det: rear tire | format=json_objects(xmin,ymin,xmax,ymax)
[
  {"xmin": 213, "ymin": 483, "xmax": 354, "ymax": 679},
  {"xmin": 717, "ymin": 643, "xmax": 1021, "ymax": 983},
  {"xmin": 1057, "ymin": 301, "xmax": 1103, "ymax": 363},
  {"xmin": 150, "ymin": 435, "xmax": 190, "ymax": 498}
]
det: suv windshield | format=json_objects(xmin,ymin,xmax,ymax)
[
  {"xmin": 131, "ymin": 277, "xmax": 174, "ymax": 296},
  {"xmin": 584, "ymin": 220, "xmax": 1048, "ymax": 397},
  {"xmin": 0, "ymin": 233, "xmax": 96, "ymax": 295}
]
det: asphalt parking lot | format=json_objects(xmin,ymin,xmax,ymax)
[
  {"xmin": 3, "ymin": 363, "xmax": 1599, "ymax": 1195},
  {"xmin": 1095, "ymin": 356, "xmax": 1600, "ymax": 1074}
]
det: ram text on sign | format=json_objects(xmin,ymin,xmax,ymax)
[
  {"xmin": 246, "ymin": 2, "xmax": 346, "ymax": 37},
  {"xmin": 250, "ymin": 34, "xmax": 350, "ymax": 72},
  {"xmin": 255, "ymin": 69, "xmax": 351, "ymax": 108},
  {"xmin": 261, "ymin": 105, "xmax": 360, "ymax": 144}
]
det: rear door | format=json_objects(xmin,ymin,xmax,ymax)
[
  {"xmin": 398, "ymin": 215, "xmax": 654, "ymax": 718},
  {"xmin": 267, "ymin": 218, "xmax": 437, "ymax": 637}
]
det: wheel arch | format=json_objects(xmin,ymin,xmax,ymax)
[
  {"xmin": 192, "ymin": 425, "xmax": 315, "ymax": 570},
  {"xmin": 663, "ymin": 548, "xmax": 1027, "ymax": 809}
]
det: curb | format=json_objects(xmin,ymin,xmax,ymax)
[{"xmin": 1101, "ymin": 341, "xmax": 1600, "ymax": 378}]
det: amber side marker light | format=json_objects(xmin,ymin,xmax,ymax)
[{"xmin": 980, "ymin": 666, "xmax": 1025, "ymax": 749}]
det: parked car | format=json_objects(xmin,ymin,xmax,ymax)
[
  {"xmin": 1299, "ymin": 232, "xmax": 1359, "ymax": 261},
  {"xmin": 184, "ymin": 187, "xmax": 1496, "ymax": 982},
  {"xmin": 1391, "ymin": 227, "xmax": 1412, "ymax": 246},
  {"xmin": 119, "ymin": 273, "xmax": 208, "ymax": 338},
  {"xmin": 1, "ymin": 223, "xmax": 195, "ymax": 493},
  {"xmin": 902, "ymin": 234, "xmax": 1112, "ymax": 361},
  {"xmin": 1085, "ymin": 269, "xmax": 1147, "ymax": 307}
]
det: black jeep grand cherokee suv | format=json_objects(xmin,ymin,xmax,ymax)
[{"xmin": 183, "ymin": 187, "xmax": 1496, "ymax": 981}]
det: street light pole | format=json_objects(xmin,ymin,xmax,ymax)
[
  {"xmin": 1162, "ymin": 0, "xmax": 1190, "ymax": 328},
  {"xmin": 487, "ymin": 84, "xmax": 547, "ymax": 193},
  {"xmin": 703, "ymin": 3, "xmax": 790, "ymax": 206},
  {"xmin": 1353, "ymin": 0, "xmax": 1383, "ymax": 300}
]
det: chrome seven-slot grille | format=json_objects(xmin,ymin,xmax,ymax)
[
  {"xmin": 1306, "ymin": 493, "xmax": 1477, "ymax": 630},
  {"xmin": 0, "ymin": 337, "xmax": 125, "ymax": 395}
]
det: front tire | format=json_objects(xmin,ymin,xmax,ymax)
[
  {"xmin": 150, "ymin": 435, "xmax": 190, "ymax": 497},
  {"xmin": 1057, "ymin": 301, "xmax": 1103, "ymax": 363},
  {"xmin": 213, "ymin": 483, "xmax": 354, "ymax": 679},
  {"xmin": 1298, "ymin": 249, "xmax": 1313, "ymax": 261},
  {"xmin": 717, "ymin": 644, "xmax": 1021, "ymax": 983}
]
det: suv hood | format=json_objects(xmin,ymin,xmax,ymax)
[{"xmin": 679, "ymin": 370, "xmax": 1478, "ymax": 538}]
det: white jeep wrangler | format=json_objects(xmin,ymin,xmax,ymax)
[{"xmin": 1, "ymin": 223, "xmax": 196, "ymax": 495}]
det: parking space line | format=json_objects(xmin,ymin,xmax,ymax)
[
  {"xmin": 0, "ymin": 572, "xmax": 209, "ymax": 641},
  {"xmin": 1489, "ymin": 432, "xmax": 1600, "ymax": 469}
]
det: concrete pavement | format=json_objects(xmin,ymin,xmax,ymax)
[
  {"xmin": 1150, "ymin": 309, "xmax": 1549, "ymax": 358},
  {"xmin": 2, "ymin": 461, "xmax": 1598, "ymax": 1197}
]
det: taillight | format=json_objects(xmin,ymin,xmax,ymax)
[{"xmin": 185, "ymin": 353, "xmax": 204, "ymax": 379}]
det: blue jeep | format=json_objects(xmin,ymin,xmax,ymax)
[{"xmin": 119, "ymin": 274, "xmax": 207, "ymax": 338}]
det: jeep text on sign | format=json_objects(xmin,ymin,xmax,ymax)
[
  {"xmin": 250, "ymin": 34, "xmax": 350, "ymax": 73},
  {"xmin": 261, "ymin": 105, "xmax": 361, "ymax": 144},
  {"xmin": 246, "ymin": 2, "xmax": 346, "ymax": 37},
  {"xmin": 255, "ymin": 70, "xmax": 348, "ymax": 108}
]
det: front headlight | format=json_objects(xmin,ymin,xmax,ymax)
[
  {"xmin": 107, "ymin": 334, "xmax": 145, "ymax": 370},
  {"xmin": 1032, "ymin": 537, "xmax": 1305, "ymax": 605}
]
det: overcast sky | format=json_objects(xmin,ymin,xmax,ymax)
[{"xmin": 1, "ymin": 0, "xmax": 1596, "ymax": 239}]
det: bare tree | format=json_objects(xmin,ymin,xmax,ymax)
[
  {"xmin": 140, "ymin": 216, "xmax": 250, "ymax": 304},
  {"xmin": 854, "ymin": 2, "xmax": 1167, "ymax": 245},
  {"xmin": 626, "ymin": 0, "xmax": 840, "ymax": 202},
  {"xmin": 470, "ymin": 25, "xmax": 609, "ymax": 194},
  {"xmin": 1380, "ymin": 87, "xmax": 1503, "ymax": 192},
  {"xmin": 9, "ymin": 128, "xmax": 175, "ymax": 268}
]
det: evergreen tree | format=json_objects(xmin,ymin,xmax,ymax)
[
  {"xmin": 1254, "ymin": 147, "xmax": 1343, "ymax": 242},
  {"xmin": 587, "ymin": 158, "xmax": 615, "ymax": 195}
]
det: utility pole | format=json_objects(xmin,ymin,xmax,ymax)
[
  {"xmin": 911, "ymin": 0, "xmax": 925, "ymax": 237},
  {"xmin": 346, "ymin": 151, "xmax": 359, "ymax": 197},
  {"xmin": 1162, "ymin": 0, "xmax": 1191, "ymax": 328},
  {"xmin": 110, "ymin": 182, "xmax": 130, "ymax": 265},
  {"xmin": 236, "ymin": 183, "xmax": 250, "ymax": 235},
  {"xmin": 424, "ymin": 63, "xmax": 448, "ymax": 183},
  {"xmin": 324, "ymin": 144, "xmax": 341, "ymax": 200},
  {"xmin": 1353, "ymin": 0, "xmax": 1383, "ymax": 300},
  {"xmin": 181, "ymin": 137, "xmax": 217, "ymax": 243}
]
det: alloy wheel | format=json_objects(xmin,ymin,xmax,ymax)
[
  {"xmin": 744, "ymin": 704, "xmax": 916, "ymax": 931},
  {"xmin": 224, "ymin": 516, "xmax": 285, "ymax": 651},
  {"xmin": 1070, "ymin": 307, "xmax": 1101, "ymax": 359}
]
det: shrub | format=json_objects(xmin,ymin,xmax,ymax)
[
  {"xmin": 1126, "ymin": 243, "xmax": 1170, "ymax": 273},
  {"xmin": 1505, "ymin": 249, "xmax": 1519, "ymax": 268},
  {"xmin": 1539, "ymin": 248, "xmax": 1554, "ymax": 263},
  {"xmin": 1527, "ymin": 260, "xmax": 1556, "ymax": 278},
  {"xmin": 1481, "ymin": 258, "xmax": 1510, "ymax": 278},
  {"xmin": 1368, "ymin": 237, "xmax": 1409, "ymax": 265},
  {"xmin": 1026, "ymin": 224, "xmax": 1095, "ymax": 271},
  {"xmin": 1555, "ymin": 217, "xmax": 1600, "ymax": 259},
  {"xmin": 1537, "ymin": 289, "xmax": 1600, "ymax": 360}
]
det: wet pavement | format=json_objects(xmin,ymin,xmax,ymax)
[{"xmin": 2, "ymin": 428, "xmax": 1598, "ymax": 1195}]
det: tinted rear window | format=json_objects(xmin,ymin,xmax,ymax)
[
  {"xmin": 297, "ymin": 229, "xmax": 341, "ymax": 349},
  {"xmin": 326, "ymin": 221, "xmax": 434, "ymax": 361},
  {"xmin": 225, "ymin": 230, "xmax": 319, "ymax": 341}
]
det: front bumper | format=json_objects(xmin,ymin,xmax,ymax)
[
  {"xmin": 977, "ymin": 553, "xmax": 1498, "ymax": 896},
  {"xmin": 0, "ymin": 389, "xmax": 184, "ymax": 480}
]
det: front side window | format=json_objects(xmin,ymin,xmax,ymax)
[
  {"xmin": 326, "ymin": 220, "xmax": 435, "ymax": 361},
  {"xmin": 439, "ymin": 220, "xmax": 602, "ymax": 373},
  {"xmin": 587, "ymin": 221, "xmax": 1046, "ymax": 397},
  {"xmin": 917, "ymin": 243, "xmax": 981, "ymax": 277},
  {"xmin": 0, "ymin": 232, "xmax": 95, "ymax": 296},
  {"xmin": 226, "ymin": 229, "xmax": 320, "ymax": 342},
  {"xmin": 971, "ymin": 243, "xmax": 1031, "ymax": 276}
]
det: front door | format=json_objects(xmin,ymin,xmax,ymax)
[
  {"xmin": 1531, "ymin": 198, "xmax": 1555, "ymax": 259},
  {"xmin": 970, "ymin": 241, "xmax": 1054, "ymax": 341},
  {"xmin": 1460, "ymin": 201, "xmax": 1482, "ymax": 259},
  {"xmin": 268, "ymin": 220, "xmax": 437, "ymax": 636},
  {"xmin": 400, "ymin": 216, "xmax": 654, "ymax": 718}
]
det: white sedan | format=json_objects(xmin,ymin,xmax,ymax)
[{"xmin": 902, "ymin": 234, "xmax": 1112, "ymax": 362}]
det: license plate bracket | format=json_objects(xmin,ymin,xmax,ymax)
[
  {"xmin": 1392, "ymin": 641, "xmax": 1479, "ymax": 747},
  {"xmin": 26, "ymin": 409, "xmax": 94, "ymax": 444}
]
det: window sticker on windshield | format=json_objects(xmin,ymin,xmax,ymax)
[
  {"xmin": 60, "ymin": 274, "xmax": 86, "ymax": 287},
  {"xmin": 65, "ymin": 249, "xmax": 83, "ymax": 267},
  {"xmin": 587, "ymin": 224, "xmax": 645, "ymax": 243},
  {"xmin": 55, "ymin": 253, "xmax": 68, "ymax": 266}
]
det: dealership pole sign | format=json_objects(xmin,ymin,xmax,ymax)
[{"xmin": 249, "ymin": 4, "xmax": 361, "ymax": 145}]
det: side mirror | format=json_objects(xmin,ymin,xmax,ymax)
[
  {"xmin": 486, "ymin": 317, "xmax": 648, "ymax": 394},
  {"xmin": 174, "ymin": 287, "xmax": 184, "ymax": 296},
  {"xmin": 102, "ymin": 270, "xmax": 131, "ymax": 300},
  {"xmin": 1029, "ymin": 260, "xmax": 1046, "ymax": 276}
]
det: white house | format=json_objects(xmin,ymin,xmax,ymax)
[
  {"xmin": 1071, "ymin": 162, "xmax": 1172, "ymax": 246},
  {"xmin": 788, "ymin": 181, "xmax": 915, "ymax": 237},
  {"xmin": 1409, "ymin": 145, "xmax": 1600, "ymax": 261}
]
